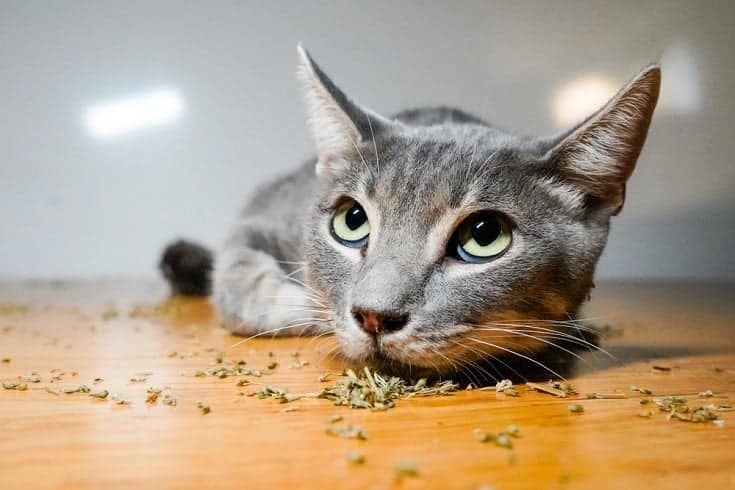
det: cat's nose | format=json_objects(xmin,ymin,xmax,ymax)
[{"xmin": 351, "ymin": 307, "xmax": 409, "ymax": 335}]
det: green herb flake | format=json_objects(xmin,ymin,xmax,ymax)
[
  {"xmin": 346, "ymin": 451, "xmax": 365, "ymax": 465},
  {"xmin": 325, "ymin": 414, "xmax": 343, "ymax": 424},
  {"xmin": 267, "ymin": 361, "xmax": 278, "ymax": 370},
  {"xmin": 61, "ymin": 384, "xmax": 91, "ymax": 394},
  {"xmin": 197, "ymin": 401, "xmax": 211, "ymax": 414},
  {"xmin": 89, "ymin": 390, "xmax": 109, "ymax": 399},
  {"xmin": 318, "ymin": 373, "xmax": 330, "ymax": 382},
  {"xmin": 25, "ymin": 373, "xmax": 41, "ymax": 383},
  {"xmin": 110, "ymin": 394, "xmax": 131, "ymax": 405},
  {"xmin": 493, "ymin": 379, "xmax": 520, "ymax": 397},
  {"xmin": 2, "ymin": 379, "xmax": 27, "ymax": 390},
  {"xmin": 630, "ymin": 386, "xmax": 653, "ymax": 395},
  {"xmin": 651, "ymin": 365, "xmax": 671, "ymax": 372},
  {"xmin": 326, "ymin": 424, "xmax": 367, "ymax": 440},
  {"xmin": 394, "ymin": 461, "xmax": 419, "ymax": 480},
  {"xmin": 1, "ymin": 358, "xmax": 10, "ymax": 363},
  {"xmin": 527, "ymin": 381, "xmax": 574, "ymax": 398},
  {"xmin": 254, "ymin": 385, "xmax": 300, "ymax": 403},
  {"xmin": 568, "ymin": 403, "xmax": 585, "ymax": 413},
  {"xmin": 473, "ymin": 428, "xmax": 514, "ymax": 449},
  {"xmin": 146, "ymin": 387, "xmax": 162, "ymax": 404},
  {"xmin": 505, "ymin": 424, "xmax": 521, "ymax": 437},
  {"xmin": 585, "ymin": 392, "xmax": 625, "ymax": 399}
]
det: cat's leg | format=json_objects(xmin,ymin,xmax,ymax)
[{"xmin": 213, "ymin": 231, "xmax": 325, "ymax": 337}]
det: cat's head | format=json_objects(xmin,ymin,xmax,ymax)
[{"xmin": 298, "ymin": 46, "xmax": 660, "ymax": 377}]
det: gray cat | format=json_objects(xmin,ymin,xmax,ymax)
[{"xmin": 167, "ymin": 45, "xmax": 660, "ymax": 378}]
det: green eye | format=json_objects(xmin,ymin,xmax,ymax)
[
  {"xmin": 451, "ymin": 212, "xmax": 512, "ymax": 263},
  {"xmin": 332, "ymin": 199, "xmax": 370, "ymax": 247}
]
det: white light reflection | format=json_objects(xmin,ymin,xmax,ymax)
[
  {"xmin": 84, "ymin": 88, "xmax": 183, "ymax": 138},
  {"xmin": 551, "ymin": 75, "xmax": 618, "ymax": 128}
]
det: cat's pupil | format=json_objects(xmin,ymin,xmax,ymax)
[
  {"xmin": 471, "ymin": 218, "xmax": 499, "ymax": 246},
  {"xmin": 345, "ymin": 205, "xmax": 366, "ymax": 231}
]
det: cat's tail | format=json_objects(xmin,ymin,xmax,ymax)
[{"xmin": 159, "ymin": 239, "xmax": 213, "ymax": 296}]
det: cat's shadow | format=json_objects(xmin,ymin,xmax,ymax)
[{"xmin": 445, "ymin": 325, "xmax": 721, "ymax": 385}]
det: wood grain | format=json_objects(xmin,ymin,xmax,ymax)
[{"xmin": 0, "ymin": 280, "xmax": 733, "ymax": 489}]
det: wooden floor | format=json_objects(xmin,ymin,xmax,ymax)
[{"xmin": 0, "ymin": 280, "xmax": 733, "ymax": 489}]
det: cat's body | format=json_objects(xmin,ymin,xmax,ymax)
[{"xmin": 174, "ymin": 47, "xmax": 660, "ymax": 378}]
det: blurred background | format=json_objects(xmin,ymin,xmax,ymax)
[{"xmin": 1, "ymin": 0, "xmax": 733, "ymax": 281}]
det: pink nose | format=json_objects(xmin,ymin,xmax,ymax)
[{"xmin": 351, "ymin": 307, "xmax": 409, "ymax": 335}]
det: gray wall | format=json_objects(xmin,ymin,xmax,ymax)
[{"xmin": 1, "ymin": 1, "xmax": 733, "ymax": 280}]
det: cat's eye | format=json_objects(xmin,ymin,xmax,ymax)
[
  {"xmin": 449, "ymin": 212, "xmax": 512, "ymax": 263},
  {"xmin": 331, "ymin": 199, "xmax": 370, "ymax": 248}
]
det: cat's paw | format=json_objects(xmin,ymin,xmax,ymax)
[{"xmin": 215, "ymin": 280, "xmax": 326, "ymax": 337}]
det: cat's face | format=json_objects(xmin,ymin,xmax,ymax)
[{"xmin": 298, "ymin": 46, "xmax": 660, "ymax": 376}]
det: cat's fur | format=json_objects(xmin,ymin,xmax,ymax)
[{"xmin": 209, "ymin": 46, "xmax": 660, "ymax": 376}]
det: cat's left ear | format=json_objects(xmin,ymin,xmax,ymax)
[
  {"xmin": 546, "ymin": 65, "xmax": 661, "ymax": 215},
  {"xmin": 297, "ymin": 45, "xmax": 390, "ymax": 178}
]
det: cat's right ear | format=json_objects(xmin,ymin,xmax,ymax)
[
  {"xmin": 297, "ymin": 45, "xmax": 388, "ymax": 178},
  {"xmin": 544, "ymin": 65, "xmax": 661, "ymax": 215}
]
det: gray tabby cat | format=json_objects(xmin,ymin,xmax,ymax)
[{"xmin": 211, "ymin": 45, "xmax": 660, "ymax": 376}]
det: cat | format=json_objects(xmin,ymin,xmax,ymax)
[{"xmin": 162, "ymin": 45, "xmax": 660, "ymax": 378}]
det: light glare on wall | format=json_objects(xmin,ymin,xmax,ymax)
[
  {"xmin": 551, "ymin": 75, "xmax": 618, "ymax": 128},
  {"xmin": 84, "ymin": 88, "xmax": 183, "ymax": 138}
]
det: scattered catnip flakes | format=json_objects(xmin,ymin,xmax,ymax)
[
  {"xmin": 568, "ymin": 403, "xmax": 585, "ymax": 414},
  {"xmin": 491, "ymin": 379, "xmax": 519, "ymax": 397},
  {"xmin": 24, "ymin": 373, "xmax": 41, "ymax": 383},
  {"xmin": 325, "ymin": 414, "xmax": 343, "ymax": 424},
  {"xmin": 526, "ymin": 380, "xmax": 574, "ymax": 398},
  {"xmin": 585, "ymin": 393, "xmax": 626, "ymax": 399},
  {"xmin": 394, "ymin": 461, "xmax": 419, "ymax": 480},
  {"xmin": 282, "ymin": 405, "xmax": 299, "ymax": 413},
  {"xmin": 2, "ymin": 379, "xmax": 27, "ymax": 391},
  {"xmin": 254, "ymin": 385, "xmax": 301, "ymax": 403},
  {"xmin": 110, "ymin": 394, "xmax": 131, "ymax": 405},
  {"xmin": 89, "ymin": 389, "xmax": 109, "ymax": 399},
  {"xmin": 698, "ymin": 390, "xmax": 714, "ymax": 398},
  {"xmin": 61, "ymin": 384, "xmax": 91, "ymax": 394},
  {"xmin": 266, "ymin": 361, "xmax": 278, "ymax": 370},
  {"xmin": 317, "ymin": 367, "xmax": 457, "ymax": 410},
  {"xmin": 146, "ymin": 387, "xmax": 162, "ymax": 404},
  {"xmin": 162, "ymin": 394, "xmax": 177, "ymax": 406},
  {"xmin": 652, "ymin": 396, "xmax": 722, "ymax": 423},
  {"xmin": 197, "ymin": 401, "xmax": 211, "ymax": 414},
  {"xmin": 346, "ymin": 450, "xmax": 365, "ymax": 465},
  {"xmin": 630, "ymin": 385, "xmax": 653, "ymax": 395},
  {"xmin": 1, "ymin": 358, "xmax": 10, "ymax": 363},
  {"xmin": 317, "ymin": 373, "xmax": 330, "ymax": 382},
  {"xmin": 473, "ymin": 426, "xmax": 519, "ymax": 449},
  {"xmin": 326, "ymin": 425, "xmax": 367, "ymax": 440}
]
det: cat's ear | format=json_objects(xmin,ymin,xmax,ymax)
[
  {"xmin": 546, "ymin": 65, "xmax": 661, "ymax": 215},
  {"xmin": 297, "ymin": 45, "xmax": 388, "ymax": 177}
]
